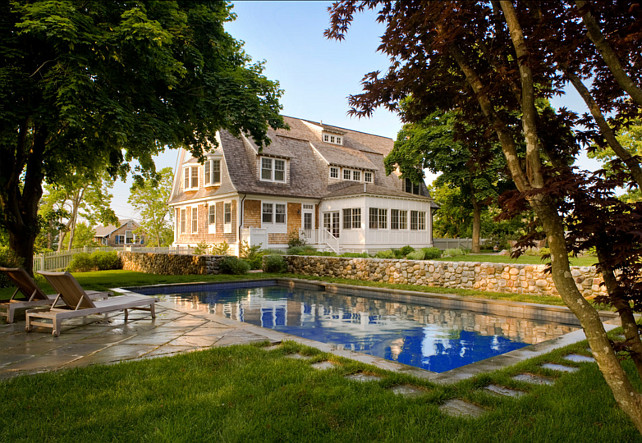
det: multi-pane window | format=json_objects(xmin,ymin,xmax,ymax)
[
  {"xmin": 262, "ymin": 203, "xmax": 286, "ymax": 224},
  {"xmin": 410, "ymin": 211, "xmax": 426, "ymax": 230},
  {"xmin": 343, "ymin": 169, "xmax": 351, "ymax": 180},
  {"xmin": 224, "ymin": 203, "xmax": 232, "ymax": 224},
  {"xmin": 323, "ymin": 133, "xmax": 343, "ymax": 145},
  {"xmin": 352, "ymin": 170, "xmax": 361, "ymax": 181},
  {"xmin": 330, "ymin": 167, "xmax": 339, "ymax": 179},
  {"xmin": 342, "ymin": 208, "xmax": 361, "ymax": 229},
  {"xmin": 369, "ymin": 208, "xmax": 387, "ymax": 229},
  {"xmin": 204, "ymin": 159, "xmax": 221, "ymax": 186},
  {"xmin": 275, "ymin": 204, "xmax": 286, "ymax": 223},
  {"xmin": 391, "ymin": 209, "xmax": 408, "ymax": 230},
  {"xmin": 183, "ymin": 166, "xmax": 198, "ymax": 190},
  {"xmin": 191, "ymin": 207, "xmax": 198, "ymax": 233},
  {"xmin": 364, "ymin": 171, "xmax": 373, "ymax": 183},
  {"xmin": 260, "ymin": 157, "xmax": 286, "ymax": 182},
  {"xmin": 180, "ymin": 209, "xmax": 186, "ymax": 234},
  {"xmin": 404, "ymin": 178, "xmax": 421, "ymax": 195},
  {"xmin": 208, "ymin": 204, "xmax": 216, "ymax": 225}
]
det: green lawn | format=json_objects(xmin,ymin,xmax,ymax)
[
  {"xmin": 437, "ymin": 253, "xmax": 597, "ymax": 267},
  {"xmin": 0, "ymin": 340, "xmax": 638, "ymax": 441}
]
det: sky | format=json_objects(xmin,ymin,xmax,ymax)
[{"xmin": 110, "ymin": 1, "xmax": 599, "ymax": 222}]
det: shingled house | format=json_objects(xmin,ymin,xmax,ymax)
[
  {"xmin": 93, "ymin": 219, "xmax": 144, "ymax": 247},
  {"xmin": 168, "ymin": 116, "xmax": 438, "ymax": 255}
]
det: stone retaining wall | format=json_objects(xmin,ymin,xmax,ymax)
[
  {"xmin": 283, "ymin": 256, "xmax": 606, "ymax": 299},
  {"xmin": 119, "ymin": 252, "xmax": 225, "ymax": 275}
]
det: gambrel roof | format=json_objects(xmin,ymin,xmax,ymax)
[{"xmin": 168, "ymin": 116, "xmax": 434, "ymax": 205}]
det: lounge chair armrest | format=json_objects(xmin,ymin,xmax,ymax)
[{"xmin": 9, "ymin": 288, "xmax": 19, "ymax": 301}]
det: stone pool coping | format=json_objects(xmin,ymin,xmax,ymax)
[{"xmin": 122, "ymin": 277, "xmax": 620, "ymax": 384}]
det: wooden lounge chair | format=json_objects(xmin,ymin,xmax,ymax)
[
  {"xmin": 0, "ymin": 267, "xmax": 108, "ymax": 323},
  {"xmin": 26, "ymin": 271, "xmax": 157, "ymax": 336}
]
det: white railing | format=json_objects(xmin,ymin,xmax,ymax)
[
  {"xmin": 319, "ymin": 228, "xmax": 340, "ymax": 254},
  {"xmin": 240, "ymin": 228, "xmax": 268, "ymax": 248}
]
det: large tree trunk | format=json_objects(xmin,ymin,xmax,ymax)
[{"xmin": 471, "ymin": 199, "xmax": 481, "ymax": 253}]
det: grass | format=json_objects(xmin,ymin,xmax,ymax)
[
  {"xmin": 0, "ymin": 338, "xmax": 639, "ymax": 441},
  {"xmin": 436, "ymin": 254, "xmax": 597, "ymax": 267}
]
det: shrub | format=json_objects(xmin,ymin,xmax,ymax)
[
  {"xmin": 239, "ymin": 241, "xmax": 265, "ymax": 270},
  {"xmin": 443, "ymin": 248, "xmax": 466, "ymax": 257},
  {"xmin": 340, "ymin": 252, "xmax": 370, "ymax": 258},
  {"xmin": 193, "ymin": 241, "xmax": 211, "ymax": 255},
  {"xmin": 0, "ymin": 246, "xmax": 23, "ymax": 287},
  {"xmin": 286, "ymin": 246, "xmax": 318, "ymax": 256},
  {"xmin": 399, "ymin": 245, "xmax": 415, "ymax": 257},
  {"xmin": 406, "ymin": 250, "xmax": 425, "ymax": 261},
  {"xmin": 68, "ymin": 252, "xmax": 94, "ymax": 272},
  {"xmin": 421, "ymin": 247, "xmax": 442, "ymax": 259},
  {"xmin": 287, "ymin": 232, "xmax": 306, "ymax": 248},
  {"xmin": 375, "ymin": 249, "xmax": 395, "ymax": 259},
  {"xmin": 90, "ymin": 250, "xmax": 120, "ymax": 270},
  {"xmin": 263, "ymin": 254, "xmax": 287, "ymax": 273},
  {"xmin": 218, "ymin": 256, "xmax": 250, "ymax": 275},
  {"xmin": 211, "ymin": 241, "xmax": 230, "ymax": 256}
]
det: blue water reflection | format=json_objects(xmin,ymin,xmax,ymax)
[{"xmin": 170, "ymin": 286, "xmax": 575, "ymax": 373}]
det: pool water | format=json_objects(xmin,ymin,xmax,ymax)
[{"xmin": 152, "ymin": 283, "xmax": 576, "ymax": 373}]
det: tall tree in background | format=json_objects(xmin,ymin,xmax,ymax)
[
  {"xmin": 0, "ymin": 1, "xmax": 285, "ymax": 274},
  {"xmin": 128, "ymin": 167, "xmax": 174, "ymax": 247},
  {"xmin": 327, "ymin": 0, "xmax": 642, "ymax": 430},
  {"xmin": 387, "ymin": 110, "xmax": 512, "ymax": 252}
]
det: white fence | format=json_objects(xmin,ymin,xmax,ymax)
[
  {"xmin": 433, "ymin": 238, "xmax": 476, "ymax": 250},
  {"xmin": 32, "ymin": 246, "xmax": 193, "ymax": 272}
]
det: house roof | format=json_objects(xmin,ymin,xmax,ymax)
[
  {"xmin": 94, "ymin": 219, "xmax": 138, "ymax": 238},
  {"xmin": 168, "ymin": 116, "xmax": 434, "ymax": 205}
]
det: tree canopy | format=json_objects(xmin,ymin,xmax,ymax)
[
  {"xmin": 0, "ymin": 0, "xmax": 285, "ymax": 273},
  {"xmin": 128, "ymin": 167, "xmax": 174, "ymax": 247},
  {"xmin": 326, "ymin": 0, "xmax": 642, "ymax": 431}
]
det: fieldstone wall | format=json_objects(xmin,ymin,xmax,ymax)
[
  {"xmin": 284, "ymin": 256, "xmax": 606, "ymax": 299},
  {"xmin": 119, "ymin": 252, "xmax": 225, "ymax": 275}
]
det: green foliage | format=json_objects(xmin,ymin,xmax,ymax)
[
  {"xmin": 374, "ymin": 249, "xmax": 395, "ymax": 259},
  {"xmin": 443, "ymin": 248, "xmax": 467, "ymax": 258},
  {"xmin": 67, "ymin": 253, "xmax": 94, "ymax": 272},
  {"xmin": 286, "ymin": 246, "xmax": 316, "ymax": 256},
  {"xmin": 211, "ymin": 242, "xmax": 231, "ymax": 256},
  {"xmin": 218, "ymin": 256, "xmax": 250, "ymax": 275},
  {"xmin": 287, "ymin": 232, "xmax": 306, "ymax": 248},
  {"xmin": 262, "ymin": 255, "xmax": 287, "ymax": 273},
  {"xmin": 399, "ymin": 245, "xmax": 415, "ymax": 256},
  {"xmin": 68, "ymin": 251, "xmax": 121, "ymax": 272},
  {"xmin": 239, "ymin": 241, "xmax": 265, "ymax": 270},
  {"xmin": 193, "ymin": 242, "xmax": 211, "ymax": 256},
  {"xmin": 340, "ymin": 252, "xmax": 370, "ymax": 258},
  {"xmin": 421, "ymin": 247, "xmax": 443, "ymax": 259},
  {"xmin": 406, "ymin": 250, "xmax": 425, "ymax": 260},
  {"xmin": 128, "ymin": 168, "xmax": 174, "ymax": 247},
  {"xmin": 90, "ymin": 251, "xmax": 121, "ymax": 271},
  {"xmin": 0, "ymin": 246, "xmax": 24, "ymax": 287}
]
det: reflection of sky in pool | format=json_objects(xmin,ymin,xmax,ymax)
[{"xmin": 160, "ymin": 285, "xmax": 576, "ymax": 373}]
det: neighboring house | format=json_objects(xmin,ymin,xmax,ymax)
[
  {"xmin": 93, "ymin": 219, "xmax": 145, "ymax": 247},
  {"xmin": 168, "ymin": 116, "xmax": 438, "ymax": 255}
]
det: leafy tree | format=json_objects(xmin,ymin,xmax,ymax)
[
  {"xmin": 0, "ymin": 1, "xmax": 285, "ymax": 274},
  {"xmin": 388, "ymin": 110, "xmax": 512, "ymax": 252},
  {"xmin": 128, "ymin": 167, "xmax": 174, "ymax": 247},
  {"xmin": 63, "ymin": 222, "xmax": 98, "ymax": 249},
  {"xmin": 327, "ymin": 0, "xmax": 642, "ymax": 429}
]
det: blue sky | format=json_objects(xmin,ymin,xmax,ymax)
[{"xmin": 110, "ymin": 1, "xmax": 597, "ymax": 221}]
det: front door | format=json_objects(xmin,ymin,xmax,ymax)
[{"xmin": 323, "ymin": 211, "xmax": 340, "ymax": 238}]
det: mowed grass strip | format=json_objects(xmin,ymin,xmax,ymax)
[{"xmin": 0, "ymin": 340, "xmax": 638, "ymax": 441}]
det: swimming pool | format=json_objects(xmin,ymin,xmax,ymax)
[{"xmin": 137, "ymin": 280, "xmax": 578, "ymax": 373}]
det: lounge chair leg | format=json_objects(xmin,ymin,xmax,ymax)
[
  {"xmin": 150, "ymin": 303, "xmax": 156, "ymax": 319},
  {"xmin": 124, "ymin": 309, "xmax": 128, "ymax": 321},
  {"xmin": 25, "ymin": 316, "xmax": 32, "ymax": 332},
  {"xmin": 7, "ymin": 306, "xmax": 15, "ymax": 324},
  {"xmin": 52, "ymin": 319, "xmax": 61, "ymax": 337}
]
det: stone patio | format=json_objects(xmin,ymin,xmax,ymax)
[{"xmin": 0, "ymin": 299, "xmax": 277, "ymax": 380}]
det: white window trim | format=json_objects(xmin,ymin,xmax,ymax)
[
  {"xmin": 191, "ymin": 207, "xmax": 198, "ymax": 234},
  {"xmin": 204, "ymin": 159, "xmax": 221, "ymax": 186},
  {"xmin": 322, "ymin": 132, "xmax": 343, "ymax": 145},
  {"xmin": 262, "ymin": 202, "xmax": 287, "ymax": 225},
  {"xmin": 259, "ymin": 156, "xmax": 287, "ymax": 183},
  {"xmin": 183, "ymin": 166, "xmax": 199, "ymax": 191},
  {"xmin": 329, "ymin": 166, "xmax": 339, "ymax": 179},
  {"xmin": 180, "ymin": 209, "xmax": 187, "ymax": 234},
  {"xmin": 364, "ymin": 171, "xmax": 373, "ymax": 183},
  {"xmin": 224, "ymin": 201, "xmax": 232, "ymax": 233},
  {"xmin": 208, "ymin": 204, "xmax": 216, "ymax": 234}
]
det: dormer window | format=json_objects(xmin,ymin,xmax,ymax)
[
  {"xmin": 404, "ymin": 178, "xmax": 421, "ymax": 195},
  {"xmin": 183, "ymin": 166, "xmax": 198, "ymax": 191},
  {"xmin": 204, "ymin": 159, "xmax": 221, "ymax": 186},
  {"xmin": 260, "ymin": 157, "xmax": 286, "ymax": 183},
  {"xmin": 323, "ymin": 133, "xmax": 343, "ymax": 145},
  {"xmin": 329, "ymin": 166, "xmax": 339, "ymax": 179},
  {"xmin": 364, "ymin": 171, "xmax": 373, "ymax": 183}
]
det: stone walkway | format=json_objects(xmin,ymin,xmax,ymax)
[{"xmin": 0, "ymin": 298, "xmax": 277, "ymax": 380}]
